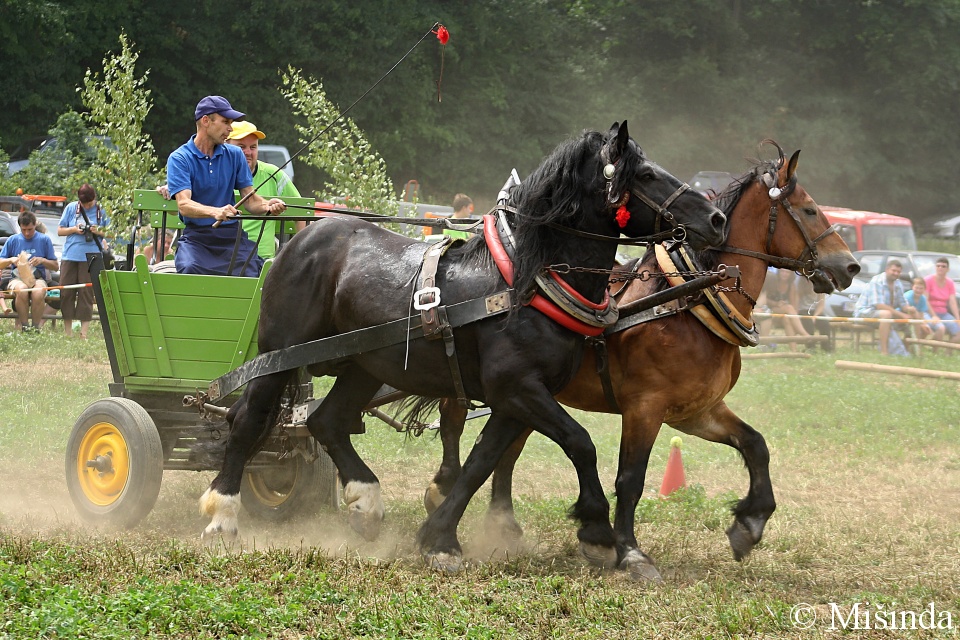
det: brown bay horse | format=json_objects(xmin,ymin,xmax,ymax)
[{"xmin": 425, "ymin": 143, "xmax": 860, "ymax": 580}]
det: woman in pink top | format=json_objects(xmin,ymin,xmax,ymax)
[{"xmin": 923, "ymin": 257, "xmax": 960, "ymax": 342}]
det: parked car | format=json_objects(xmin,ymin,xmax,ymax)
[
  {"xmin": 928, "ymin": 213, "xmax": 960, "ymax": 238},
  {"xmin": 258, "ymin": 144, "xmax": 294, "ymax": 181},
  {"xmin": 0, "ymin": 211, "xmax": 16, "ymax": 246},
  {"xmin": 689, "ymin": 171, "xmax": 734, "ymax": 198},
  {"xmin": 5, "ymin": 135, "xmax": 114, "ymax": 175},
  {"xmin": 852, "ymin": 250, "xmax": 960, "ymax": 288}
]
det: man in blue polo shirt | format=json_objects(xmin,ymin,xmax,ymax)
[{"xmin": 166, "ymin": 95, "xmax": 287, "ymax": 276}]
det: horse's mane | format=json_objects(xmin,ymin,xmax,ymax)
[
  {"xmin": 495, "ymin": 129, "xmax": 641, "ymax": 299},
  {"xmin": 691, "ymin": 158, "xmax": 779, "ymax": 271}
]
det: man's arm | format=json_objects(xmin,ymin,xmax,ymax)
[
  {"xmin": 174, "ymin": 189, "xmax": 239, "ymax": 223},
  {"xmin": 237, "ymin": 186, "xmax": 286, "ymax": 216}
]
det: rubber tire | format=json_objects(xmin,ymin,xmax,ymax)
[
  {"xmin": 65, "ymin": 397, "xmax": 164, "ymax": 529},
  {"xmin": 240, "ymin": 440, "xmax": 340, "ymax": 521}
]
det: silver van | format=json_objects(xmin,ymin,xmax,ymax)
[{"xmin": 258, "ymin": 145, "xmax": 294, "ymax": 181}]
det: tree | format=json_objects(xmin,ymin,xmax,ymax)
[
  {"xmin": 80, "ymin": 31, "xmax": 161, "ymax": 238},
  {"xmin": 282, "ymin": 67, "xmax": 399, "ymax": 225}
]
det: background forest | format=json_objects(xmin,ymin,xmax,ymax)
[{"xmin": 2, "ymin": 0, "xmax": 959, "ymax": 222}]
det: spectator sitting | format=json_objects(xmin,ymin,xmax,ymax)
[
  {"xmin": 0, "ymin": 211, "xmax": 60, "ymax": 332},
  {"xmin": 853, "ymin": 259, "xmax": 912, "ymax": 355},
  {"xmin": 757, "ymin": 268, "xmax": 811, "ymax": 351},
  {"xmin": 141, "ymin": 230, "xmax": 176, "ymax": 265},
  {"xmin": 923, "ymin": 257, "xmax": 960, "ymax": 346},
  {"xmin": 0, "ymin": 266, "xmax": 11, "ymax": 315},
  {"xmin": 904, "ymin": 277, "xmax": 945, "ymax": 342}
]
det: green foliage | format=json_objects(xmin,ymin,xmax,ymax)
[
  {"xmin": 80, "ymin": 31, "xmax": 161, "ymax": 238},
  {"xmin": 281, "ymin": 67, "xmax": 399, "ymax": 223},
  {"xmin": 7, "ymin": 112, "xmax": 91, "ymax": 197}
]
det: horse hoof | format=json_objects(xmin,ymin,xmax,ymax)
[
  {"xmin": 344, "ymin": 481, "xmax": 384, "ymax": 541},
  {"xmin": 579, "ymin": 542, "xmax": 618, "ymax": 569},
  {"xmin": 618, "ymin": 549, "xmax": 663, "ymax": 583},
  {"xmin": 423, "ymin": 551, "xmax": 463, "ymax": 573},
  {"xmin": 423, "ymin": 484, "xmax": 445, "ymax": 516},
  {"xmin": 348, "ymin": 509, "xmax": 382, "ymax": 542},
  {"xmin": 726, "ymin": 521, "xmax": 754, "ymax": 561},
  {"xmin": 201, "ymin": 524, "xmax": 238, "ymax": 545}
]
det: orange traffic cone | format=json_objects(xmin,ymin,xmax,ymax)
[{"xmin": 659, "ymin": 436, "xmax": 686, "ymax": 497}]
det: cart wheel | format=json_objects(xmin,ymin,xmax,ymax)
[
  {"xmin": 240, "ymin": 441, "xmax": 340, "ymax": 521},
  {"xmin": 65, "ymin": 397, "xmax": 164, "ymax": 528}
]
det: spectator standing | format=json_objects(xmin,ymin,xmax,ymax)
[
  {"xmin": 165, "ymin": 95, "xmax": 286, "ymax": 276},
  {"xmin": 443, "ymin": 193, "xmax": 474, "ymax": 241},
  {"xmin": 0, "ymin": 211, "xmax": 59, "ymax": 332},
  {"xmin": 226, "ymin": 121, "xmax": 303, "ymax": 259},
  {"xmin": 923, "ymin": 257, "xmax": 960, "ymax": 345},
  {"xmin": 854, "ymin": 259, "xmax": 912, "ymax": 355},
  {"xmin": 904, "ymin": 277, "xmax": 945, "ymax": 342},
  {"xmin": 58, "ymin": 184, "xmax": 109, "ymax": 339}
]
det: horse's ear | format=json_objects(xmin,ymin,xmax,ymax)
[
  {"xmin": 616, "ymin": 120, "xmax": 630, "ymax": 156},
  {"xmin": 786, "ymin": 149, "xmax": 800, "ymax": 180}
]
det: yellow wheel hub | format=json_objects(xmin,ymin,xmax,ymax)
[
  {"xmin": 76, "ymin": 422, "xmax": 130, "ymax": 506},
  {"xmin": 246, "ymin": 466, "xmax": 298, "ymax": 508}
]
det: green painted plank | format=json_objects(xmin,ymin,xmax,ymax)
[
  {"xmin": 134, "ymin": 257, "xmax": 174, "ymax": 377},
  {"xmin": 100, "ymin": 269, "xmax": 136, "ymax": 377},
  {"xmin": 127, "ymin": 335, "xmax": 243, "ymax": 365},
  {"xmin": 112, "ymin": 272, "xmax": 260, "ymax": 300},
  {"xmin": 128, "ymin": 357, "xmax": 242, "ymax": 381},
  {"xmin": 230, "ymin": 260, "xmax": 270, "ymax": 369},
  {"xmin": 121, "ymin": 315, "xmax": 255, "ymax": 344},
  {"xmin": 114, "ymin": 293, "xmax": 253, "ymax": 320}
]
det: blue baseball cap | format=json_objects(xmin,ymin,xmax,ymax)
[{"xmin": 194, "ymin": 95, "xmax": 245, "ymax": 121}]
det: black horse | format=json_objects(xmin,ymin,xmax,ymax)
[{"xmin": 199, "ymin": 121, "xmax": 727, "ymax": 572}]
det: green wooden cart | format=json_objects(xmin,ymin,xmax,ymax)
[{"xmin": 64, "ymin": 190, "xmax": 339, "ymax": 528}]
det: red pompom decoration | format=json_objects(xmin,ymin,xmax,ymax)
[
  {"xmin": 434, "ymin": 25, "xmax": 450, "ymax": 45},
  {"xmin": 615, "ymin": 205, "xmax": 631, "ymax": 228}
]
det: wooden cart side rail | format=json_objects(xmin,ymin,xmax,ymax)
[{"xmin": 99, "ymin": 254, "xmax": 273, "ymax": 392}]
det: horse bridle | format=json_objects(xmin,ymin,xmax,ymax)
[
  {"xmin": 578, "ymin": 148, "xmax": 692, "ymax": 245},
  {"xmin": 719, "ymin": 169, "xmax": 840, "ymax": 278}
]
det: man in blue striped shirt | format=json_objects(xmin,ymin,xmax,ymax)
[{"xmin": 853, "ymin": 259, "xmax": 914, "ymax": 355}]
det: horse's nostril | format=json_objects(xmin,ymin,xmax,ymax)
[
  {"xmin": 849, "ymin": 262, "xmax": 861, "ymax": 276},
  {"xmin": 711, "ymin": 211, "xmax": 727, "ymax": 230}
]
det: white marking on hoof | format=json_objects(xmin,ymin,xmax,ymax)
[
  {"xmin": 423, "ymin": 483, "xmax": 446, "ymax": 515},
  {"xmin": 343, "ymin": 481, "xmax": 385, "ymax": 541},
  {"xmin": 579, "ymin": 542, "xmax": 618, "ymax": 569},
  {"xmin": 618, "ymin": 549, "xmax": 663, "ymax": 583},
  {"xmin": 199, "ymin": 488, "xmax": 241, "ymax": 543},
  {"xmin": 424, "ymin": 551, "xmax": 463, "ymax": 573}
]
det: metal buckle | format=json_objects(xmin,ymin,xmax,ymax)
[{"xmin": 413, "ymin": 286, "xmax": 441, "ymax": 310}]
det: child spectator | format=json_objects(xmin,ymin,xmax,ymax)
[{"xmin": 904, "ymin": 277, "xmax": 945, "ymax": 342}]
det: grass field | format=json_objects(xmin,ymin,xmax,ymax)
[{"xmin": 1, "ymin": 327, "xmax": 959, "ymax": 638}]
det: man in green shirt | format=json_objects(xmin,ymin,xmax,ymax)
[
  {"xmin": 442, "ymin": 193, "xmax": 474, "ymax": 241},
  {"xmin": 227, "ymin": 121, "xmax": 304, "ymax": 258}
]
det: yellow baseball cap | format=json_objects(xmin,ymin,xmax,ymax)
[{"xmin": 228, "ymin": 120, "xmax": 265, "ymax": 140}]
